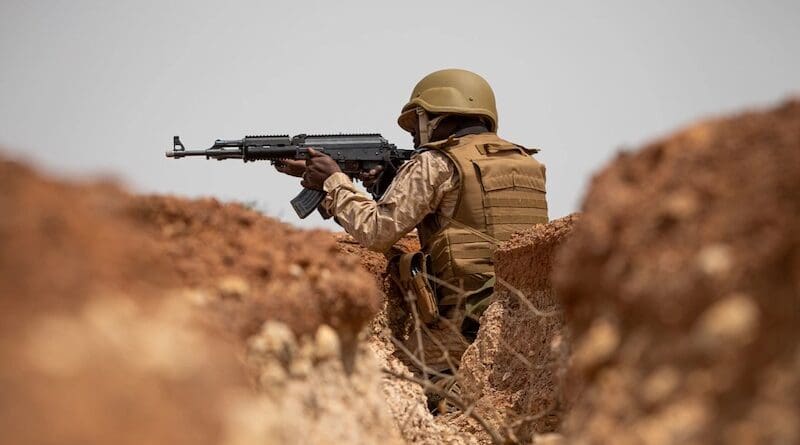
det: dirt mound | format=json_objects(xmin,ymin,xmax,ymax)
[
  {"xmin": 0, "ymin": 158, "xmax": 386, "ymax": 444},
  {"xmin": 0, "ymin": 159, "xmax": 380, "ymax": 340},
  {"xmin": 0, "ymin": 160, "xmax": 248, "ymax": 444},
  {"xmin": 130, "ymin": 196, "xmax": 381, "ymax": 342},
  {"xmin": 555, "ymin": 100, "xmax": 800, "ymax": 444},
  {"xmin": 454, "ymin": 215, "xmax": 576, "ymax": 443}
]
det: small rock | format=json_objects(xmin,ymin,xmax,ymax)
[
  {"xmin": 217, "ymin": 276, "xmax": 250, "ymax": 300},
  {"xmin": 642, "ymin": 366, "xmax": 680, "ymax": 406},
  {"xmin": 248, "ymin": 321, "xmax": 296, "ymax": 366},
  {"xmin": 550, "ymin": 333, "xmax": 563, "ymax": 352},
  {"xmin": 694, "ymin": 293, "xmax": 759, "ymax": 348},
  {"xmin": 696, "ymin": 244, "xmax": 734, "ymax": 277},
  {"xmin": 257, "ymin": 361, "xmax": 288, "ymax": 390},
  {"xmin": 178, "ymin": 288, "xmax": 211, "ymax": 306},
  {"xmin": 664, "ymin": 191, "xmax": 700, "ymax": 219},
  {"xmin": 289, "ymin": 342, "xmax": 315, "ymax": 378},
  {"xmin": 289, "ymin": 263, "xmax": 304, "ymax": 278},
  {"xmin": 573, "ymin": 318, "xmax": 620, "ymax": 371},
  {"xmin": 533, "ymin": 433, "xmax": 565, "ymax": 445},
  {"xmin": 314, "ymin": 324, "xmax": 341, "ymax": 361}
]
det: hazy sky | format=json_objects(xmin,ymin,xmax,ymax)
[{"xmin": 1, "ymin": 1, "xmax": 798, "ymax": 229}]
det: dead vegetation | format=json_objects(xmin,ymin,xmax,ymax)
[{"xmin": 1, "ymin": 98, "xmax": 798, "ymax": 444}]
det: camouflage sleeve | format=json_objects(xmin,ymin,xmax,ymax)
[{"xmin": 322, "ymin": 151, "xmax": 458, "ymax": 252}]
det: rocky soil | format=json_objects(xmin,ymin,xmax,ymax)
[
  {"xmin": 0, "ymin": 160, "xmax": 395, "ymax": 445},
  {"xmin": 1, "ymin": 98, "xmax": 797, "ymax": 444},
  {"xmin": 555, "ymin": 99, "xmax": 800, "ymax": 444}
]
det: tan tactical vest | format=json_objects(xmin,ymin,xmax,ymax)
[{"xmin": 417, "ymin": 133, "xmax": 548, "ymax": 305}]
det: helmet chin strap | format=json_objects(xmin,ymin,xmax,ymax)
[{"xmin": 416, "ymin": 108, "xmax": 447, "ymax": 146}]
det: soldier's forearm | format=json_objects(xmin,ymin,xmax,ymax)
[{"xmin": 323, "ymin": 175, "xmax": 413, "ymax": 252}]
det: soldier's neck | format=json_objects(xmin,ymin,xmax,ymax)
[
  {"xmin": 431, "ymin": 117, "xmax": 489, "ymax": 141},
  {"xmin": 453, "ymin": 125, "xmax": 490, "ymax": 137}
]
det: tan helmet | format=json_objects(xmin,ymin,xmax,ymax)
[{"xmin": 398, "ymin": 69, "xmax": 498, "ymax": 136}]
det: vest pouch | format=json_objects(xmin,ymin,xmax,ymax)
[
  {"xmin": 388, "ymin": 252, "xmax": 439, "ymax": 324},
  {"xmin": 472, "ymin": 157, "xmax": 548, "ymax": 228}
]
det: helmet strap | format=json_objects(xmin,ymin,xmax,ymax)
[
  {"xmin": 416, "ymin": 108, "xmax": 447, "ymax": 145},
  {"xmin": 416, "ymin": 108, "xmax": 431, "ymax": 145}
]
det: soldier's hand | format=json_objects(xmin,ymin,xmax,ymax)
[
  {"xmin": 274, "ymin": 159, "xmax": 306, "ymax": 178},
  {"xmin": 358, "ymin": 165, "xmax": 384, "ymax": 189},
  {"xmin": 301, "ymin": 148, "xmax": 341, "ymax": 190}
]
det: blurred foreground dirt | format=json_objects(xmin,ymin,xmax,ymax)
[
  {"xmin": 0, "ymin": 161, "xmax": 392, "ymax": 444},
  {"xmin": 555, "ymin": 99, "xmax": 800, "ymax": 444},
  {"xmin": 1, "ymin": 99, "xmax": 798, "ymax": 444}
]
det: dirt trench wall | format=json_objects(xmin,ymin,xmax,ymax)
[
  {"xmin": 554, "ymin": 100, "xmax": 800, "ymax": 444},
  {"xmin": 337, "ymin": 234, "xmax": 482, "ymax": 445},
  {"xmin": 6, "ymin": 97, "xmax": 796, "ymax": 445},
  {"xmin": 452, "ymin": 216, "xmax": 576, "ymax": 443},
  {"xmin": 334, "ymin": 214, "xmax": 581, "ymax": 445}
]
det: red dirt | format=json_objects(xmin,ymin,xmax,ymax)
[
  {"xmin": 130, "ymin": 196, "xmax": 381, "ymax": 341},
  {"xmin": 0, "ymin": 158, "xmax": 382, "ymax": 445},
  {"xmin": 554, "ymin": 99, "xmax": 800, "ymax": 444},
  {"xmin": 0, "ymin": 159, "xmax": 380, "ymax": 340}
]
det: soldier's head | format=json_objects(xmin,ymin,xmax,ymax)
[{"xmin": 398, "ymin": 69, "xmax": 498, "ymax": 148}]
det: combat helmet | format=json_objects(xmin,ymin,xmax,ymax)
[{"xmin": 398, "ymin": 69, "xmax": 498, "ymax": 144}]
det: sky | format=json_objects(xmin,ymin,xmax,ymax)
[{"xmin": 1, "ymin": 0, "xmax": 798, "ymax": 229}]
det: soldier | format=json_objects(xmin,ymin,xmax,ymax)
[{"xmin": 277, "ymin": 69, "xmax": 548, "ymax": 347}]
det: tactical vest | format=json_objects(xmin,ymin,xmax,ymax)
[{"xmin": 417, "ymin": 133, "xmax": 548, "ymax": 305}]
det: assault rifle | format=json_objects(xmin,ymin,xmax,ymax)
[{"xmin": 166, "ymin": 134, "xmax": 414, "ymax": 219}]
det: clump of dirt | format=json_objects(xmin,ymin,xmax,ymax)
[
  {"xmin": 0, "ymin": 158, "xmax": 387, "ymax": 444},
  {"xmin": 129, "ymin": 196, "xmax": 381, "ymax": 343},
  {"xmin": 554, "ymin": 99, "xmax": 800, "ymax": 444},
  {"xmin": 452, "ymin": 215, "xmax": 577, "ymax": 443}
]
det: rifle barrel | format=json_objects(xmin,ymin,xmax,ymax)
[{"xmin": 165, "ymin": 149, "xmax": 244, "ymax": 159}]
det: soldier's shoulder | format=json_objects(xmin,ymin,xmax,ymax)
[
  {"xmin": 399, "ymin": 150, "xmax": 453, "ymax": 181},
  {"xmin": 410, "ymin": 148, "xmax": 456, "ymax": 169}
]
